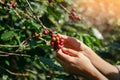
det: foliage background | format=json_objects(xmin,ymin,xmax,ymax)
[{"xmin": 0, "ymin": 0, "xmax": 120, "ymax": 80}]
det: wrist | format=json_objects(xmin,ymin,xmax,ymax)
[
  {"xmin": 87, "ymin": 67, "xmax": 108, "ymax": 80},
  {"xmin": 84, "ymin": 46, "xmax": 97, "ymax": 60},
  {"xmin": 86, "ymin": 48, "xmax": 120, "ymax": 80}
]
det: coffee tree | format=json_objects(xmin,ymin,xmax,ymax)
[{"xmin": 0, "ymin": 0, "xmax": 119, "ymax": 80}]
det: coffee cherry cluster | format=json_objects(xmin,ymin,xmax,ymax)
[
  {"xmin": 10, "ymin": 1, "xmax": 17, "ymax": 8},
  {"xmin": 50, "ymin": 34, "xmax": 64, "ymax": 51},
  {"xmin": 34, "ymin": 29, "xmax": 64, "ymax": 51},
  {"xmin": 43, "ymin": 29, "xmax": 49, "ymax": 35},
  {"xmin": 69, "ymin": 8, "xmax": 81, "ymax": 21},
  {"xmin": 34, "ymin": 32, "xmax": 42, "ymax": 39}
]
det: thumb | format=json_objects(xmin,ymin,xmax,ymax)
[
  {"xmin": 56, "ymin": 49, "xmax": 73, "ymax": 62},
  {"xmin": 61, "ymin": 47, "xmax": 79, "ymax": 57},
  {"xmin": 57, "ymin": 34, "xmax": 68, "ymax": 39}
]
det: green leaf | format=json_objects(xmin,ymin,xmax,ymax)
[
  {"xmin": 1, "ymin": 31, "xmax": 15, "ymax": 41},
  {"xmin": 24, "ymin": 20, "xmax": 42, "ymax": 30},
  {"xmin": 108, "ymin": 43, "xmax": 120, "ymax": 50},
  {"xmin": 2, "ymin": 75, "xmax": 9, "ymax": 80},
  {"xmin": 47, "ymin": 7, "xmax": 61, "ymax": 19},
  {"xmin": 5, "ymin": 60, "xmax": 10, "ymax": 66},
  {"xmin": 39, "ymin": 57, "xmax": 63, "ymax": 71},
  {"xmin": 83, "ymin": 35, "xmax": 93, "ymax": 48},
  {"xmin": 62, "ymin": 26, "xmax": 77, "ymax": 32},
  {"xmin": 0, "ymin": 26, "xmax": 5, "ymax": 31}
]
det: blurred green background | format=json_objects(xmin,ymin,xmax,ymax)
[{"xmin": 0, "ymin": 0, "xmax": 120, "ymax": 80}]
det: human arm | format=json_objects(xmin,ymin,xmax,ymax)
[
  {"xmin": 58, "ymin": 34, "xmax": 120, "ymax": 80},
  {"xmin": 56, "ymin": 48, "xmax": 108, "ymax": 80},
  {"xmin": 86, "ymin": 48, "xmax": 120, "ymax": 80}
]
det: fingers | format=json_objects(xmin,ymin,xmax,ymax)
[
  {"xmin": 56, "ymin": 49, "xmax": 74, "ymax": 62},
  {"xmin": 61, "ymin": 47, "xmax": 79, "ymax": 57},
  {"xmin": 57, "ymin": 34, "xmax": 68, "ymax": 39},
  {"xmin": 58, "ymin": 34, "xmax": 85, "ymax": 51},
  {"xmin": 58, "ymin": 34, "xmax": 80, "ymax": 44}
]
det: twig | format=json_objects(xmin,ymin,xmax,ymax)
[
  {"xmin": 25, "ymin": 0, "xmax": 34, "ymax": 13},
  {"xmin": 25, "ymin": 0, "xmax": 47, "ymax": 29},
  {"xmin": 0, "ymin": 44, "xmax": 19, "ymax": 48},
  {"xmin": 36, "ymin": 16, "xmax": 47, "ymax": 29},
  {"xmin": 15, "ymin": 36, "xmax": 32, "ymax": 52},
  {"xmin": 38, "ymin": 37, "xmax": 47, "ymax": 43},
  {"xmin": 58, "ymin": 3, "xmax": 71, "ymax": 14},
  {"xmin": 0, "ymin": 51, "xmax": 30, "ymax": 57},
  {"xmin": 13, "ymin": 9, "xmax": 21, "ymax": 18},
  {"xmin": 6, "ymin": 69, "xmax": 29, "ymax": 76},
  {"xmin": 0, "ymin": 66, "xmax": 28, "ymax": 76},
  {"xmin": 0, "ymin": 54, "xmax": 9, "ymax": 57},
  {"xmin": 0, "ymin": 0, "xmax": 11, "ymax": 7},
  {"xmin": 26, "ymin": 69, "xmax": 37, "ymax": 74}
]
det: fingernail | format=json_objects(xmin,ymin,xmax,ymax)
[
  {"xmin": 61, "ymin": 47, "xmax": 68, "ymax": 53},
  {"xmin": 61, "ymin": 47, "xmax": 67, "ymax": 50},
  {"xmin": 57, "ymin": 49, "xmax": 62, "ymax": 54}
]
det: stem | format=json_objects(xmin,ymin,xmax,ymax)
[
  {"xmin": 0, "ymin": 44, "xmax": 19, "ymax": 48},
  {"xmin": 58, "ymin": 3, "xmax": 71, "ymax": 14},
  {"xmin": 0, "ymin": 51, "xmax": 30, "ymax": 57},
  {"xmin": 15, "ymin": 37, "xmax": 31, "ymax": 53},
  {"xmin": 25, "ymin": 0, "xmax": 48, "ymax": 30},
  {"xmin": 38, "ymin": 37, "xmax": 47, "ymax": 43},
  {"xmin": 25, "ymin": 69, "xmax": 37, "ymax": 74},
  {"xmin": 36, "ymin": 16, "xmax": 48, "ymax": 29},
  {"xmin": 0, "ymin": 66, "xmax": 28, "ymax": 76},
  {"xmin": 13, "ymin": 9, "xmax": 21, "ymax": 18},
  {"xmin": 6, "ymin": 69, "xmax": 29, "ymax": 76},
  {"xmin": 25, "ymin": 0, "xmax": 34, "ymax": 13}
]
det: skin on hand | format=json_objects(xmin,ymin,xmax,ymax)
[
  {"xmin": 57, "ymin": 34, "xmax": 88, "ymax": 51},
  {"xmin": 58, "ymin": 34, "xmax": 120, "ymax": 80},
  {"xmin": 56, "ymin": 48, "xmax": 108, "ymax": 80}
]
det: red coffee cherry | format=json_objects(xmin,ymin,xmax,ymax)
[
  {"xmin": 12, "ymin": 2, "xmax": 17, "ymax": 8},
  {"xmin": 50, "ymin": 33, "xmax": 56, "ymax": 38},
  {"xmin": 50, "ymin": 34, "xmax": 64, "ymax": 51},
  {"xmin": 10, "ymin": 1, "xmax": 13, "ymax": 4},
  {"xmin": 10, "ymin": 1, "xmax": 17, "ymax": 8},
  {"xmin": 50, "ymin": 41, "xmax": 54, "ymax": 46},
  {"xmin": 75, "ymin": 16, "xmax": 81, "ymax": 21},
  {"xmin": 52, "ymin": 36, "xmax": 56, "ymax": 41},
  {"xmin": 34, "ymin": 32, "xmax": 38, "ymax": 37},
  {"xmin": 71, "ymin": 8, "xmax": 76, "ymax": 12},
  {"xmin": 43, "ymin": 29, "xmax": 49, "ymax": 35},
  {"xmin": 26, "ymin": 15, "xmax": 30, "ymax": 20},
  {"xmin": 69, "ymin": 8, "xmax": 81, "ymax": 21},
  {"xmin": 69, "ymin": 15, "xmax": 75, "ymax": 20},
  {"xmin": 69, "ymin": 15, "xmax": 80, "ymax": 21}
]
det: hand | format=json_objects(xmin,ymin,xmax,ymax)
[
  {"xmin": 58, "ymin": 34, "xmax": 120, "ymax": 80},
  {"xmin": 58, "ymin": 34, "xmax": 94, "ymax": 57},
  {"xmin": 56, "ymin": 48, "xmax": 108, "ymax": 80},
  {"xmin": 58, "ymin": 34, "xmax": 88, "ymax": 51}
]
